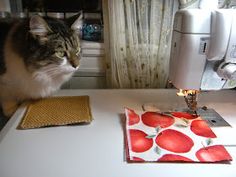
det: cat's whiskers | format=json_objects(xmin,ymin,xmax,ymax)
[{"xmin": 32, "ymin": 62, "xmax": 76, "ymax": 80}]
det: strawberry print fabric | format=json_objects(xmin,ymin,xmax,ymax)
[{"xmin": 125, "ymin": 108, "xmax": 232, "ymax": 163}]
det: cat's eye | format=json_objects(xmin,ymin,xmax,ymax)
[
  {"xmin": 55, "ymin": 51, "xmax": 65, "ymax": 58},
  {"xmin": 76, "ymin": 48, "xmax": 81, "ymax": 56}
]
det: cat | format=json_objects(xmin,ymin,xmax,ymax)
[{"xmin": 0, "ymin": 14, "xmax": 82, "ymax": 117}]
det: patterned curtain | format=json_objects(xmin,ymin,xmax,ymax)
[{"xmin": 103, "ymin": 0, "xmax": 178, "ymax": 88}]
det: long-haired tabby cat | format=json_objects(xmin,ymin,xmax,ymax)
[{"xmin": 0, "ymin": 15, "xmax": 82, "ymax": 117}]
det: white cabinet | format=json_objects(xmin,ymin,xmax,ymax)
[{"xmin": 62, "ymin": 41, "xmax": 106, "ymax": 89}]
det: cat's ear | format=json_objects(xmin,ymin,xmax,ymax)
[
  {"xmin": 29, "ymin": 15, "xmax": 51, "ymax": 36},
  {"xmin": 70, "ymin": 11, "xmax": 83, "ymax": 32}
]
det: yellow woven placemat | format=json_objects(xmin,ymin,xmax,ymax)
[{"xmin": 18, "ymin": 96, "xmax": 92, "ymax": 129}]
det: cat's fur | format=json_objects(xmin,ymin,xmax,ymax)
[{"xmin": 0, "ymin": 15, "xmax": 81, "ymax": 117}]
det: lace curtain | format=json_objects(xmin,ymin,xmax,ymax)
[{"xmin": 103, "ymin": 0, "xmax": 177, "ymax": 88}]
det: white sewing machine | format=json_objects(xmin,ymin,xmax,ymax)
[{"xmin": 169, "ymin": 9, "xmax": 236, "ymax": 116}]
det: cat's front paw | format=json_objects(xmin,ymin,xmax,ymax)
[{"xmin": 1, "ymin": 101, "xmax": 18, "ymax": 118}]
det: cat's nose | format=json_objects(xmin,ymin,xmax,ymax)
[
  {"xmin": 71, "ymin": 60, "xmax": 79, "ymax": 69},
  {"xmin": 69, "ymin": 51, "xmax": 80, "ymax": 69}
]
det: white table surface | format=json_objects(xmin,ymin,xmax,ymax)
[{"xmin": 1, "ymin": 89, "xmax": 236, "ymax": 177}]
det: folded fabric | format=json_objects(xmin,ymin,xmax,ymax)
[
  {"xmin": 18, "ymin": 96, "xmax": 92, "ymax": 129},
  {"xmin": 125, "ymin": 108, "xmax": 232, "ymax": 163}
]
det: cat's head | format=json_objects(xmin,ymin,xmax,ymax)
[{"xmin": 26, "ymin": 15, "xmax": 82, "ymax": 75}]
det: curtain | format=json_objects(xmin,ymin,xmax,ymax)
[{"xmin": 103, "ymin": 0, "xmax": 177, "ymax": 88}]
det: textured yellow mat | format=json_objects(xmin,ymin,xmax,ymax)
[{"xmin": 18, "ymin": 96, "xmax": 92, "ymax": 129}]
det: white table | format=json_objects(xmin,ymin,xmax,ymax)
[{"xmin": 1, "ymin": 89, "xmax": 236, "ymax": 177}]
